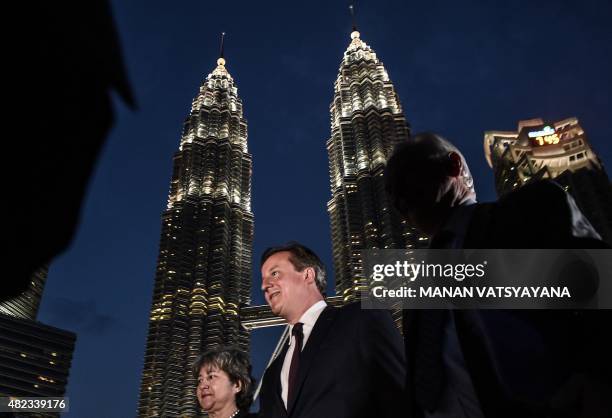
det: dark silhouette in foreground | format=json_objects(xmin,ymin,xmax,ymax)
[
  {"xmin": 385, "ymin": 132, "xmax": 611, "ymax": 418},
  {"xmin": 6, "ymin": 1, "xmax": 134, "ymax": 302}
]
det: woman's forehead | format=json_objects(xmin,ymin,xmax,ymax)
[{"xmin": 201, "ymin": 363, "xmax": 221, "ymax": 374}]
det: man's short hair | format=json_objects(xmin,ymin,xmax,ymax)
[
  {"xmin": 261, "ymin": 242, "xmax": 327, "ymax": 296},
  {"xmin": 384, "ymin": 132, "xmax": 475, "ymax": 197},
  {"xmin": 192, "ymin": 347, "xmax": 255, "ymax": 411}
]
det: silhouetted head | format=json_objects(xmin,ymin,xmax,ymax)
[{"xmin": 384, "ymin": 132, "xmax": 476, "ymax": 236}]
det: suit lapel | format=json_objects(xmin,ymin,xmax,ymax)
[
  {"xmin": 266, "ymin": 342, "xmax": 289, "ymax": 417},
  {"xmin": 453, "ymin": 310, "xmax": 506, "ymax": 417},
  {"xmin": 287, "ymin": 306, "xmax": 338, "ymax": 416},
  {"xmin": 464, "ymin": 203, "xmax": 494, "ymax": 248}
]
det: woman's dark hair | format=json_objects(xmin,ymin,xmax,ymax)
[{"xmin": 192, "ymin": 347, "xmax": 255, "ymax": 411}]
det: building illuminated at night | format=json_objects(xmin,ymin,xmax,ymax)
[
  {"xmin": 485, "ymin": 117, "xmax": 612, "ymax": 243},
  {"xmin": 326, "ymin": 26, "xmax": 427, "ymax": 303},
  {"xmin": 0, "ymin": 267, "xmax": 47, "ymax": 320},
  {"xmin": 138, "ymin": 49, "xmax": 254, "ymax": 417},
  {"xmin": 0, "ymin": 267, "xmax": 76, "ymax": 408},
  {"xmin": 0, "ymin": 315, "xmax": 75, "ymax": 404}
]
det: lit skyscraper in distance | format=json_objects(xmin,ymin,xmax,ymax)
[
  {"xmin": 0, "ymin": 315, "xmax": 75, "ymax": 401},
  {"xmin": 326, "ymin": 12, "xmax": 427, "ymax": 303},
  {"xmin": 485, "ymin": 117, "xmax": 612, "ymax": 243},
  {"xmin": 0, "ymin": 267, "xmax": 76, "ymax": 403},
  {"xmin": 0, "ymin": 267, "xmax": 47, "ymax": 320},
  {"xmin": 138, "ymin": 37, "xmax": 254, "ymax": 417}
]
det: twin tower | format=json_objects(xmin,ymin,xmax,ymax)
[{"xmin": 138, "ymin": 29, "xmax": 426, "ymax": 417}]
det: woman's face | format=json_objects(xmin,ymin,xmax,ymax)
[{"xmin": 197, "ymin": 364, "xmax": 240, "ymax": 413}]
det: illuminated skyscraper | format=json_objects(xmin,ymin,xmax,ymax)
[
  {"xmin": 0, "ymin": 267, "xmax": 76, "ymax": 404},
  {"xmin": 326, "ymin": 26, "xmax": 426, "ymax": 303},
  {"xmin": 0, "ymin": 314, "xmax": 75, "ymax": 401},
  {"xmin": 0, "ymin": 267, "xmax": 47, "ymax": 320},
  {"xmin": 138, "ymin": 48, "xmax": 254, "ymax": 417},
  {"xmin": 485, "ymin": 117, "xmax": 612, "ymax": 244}
]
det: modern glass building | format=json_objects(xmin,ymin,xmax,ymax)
[
  {"xmin": 0, "ymin": 314, "xmax": 75, "ymax": 400},
  {"xmin": 138, "ymin": 53, "xmax": 254, "ymax": 417},
  {"xmin": 0, "ymin": 267, "xmax": 47, "ymax": 320},
  {"xmin": 485, "ymin": 117, "xmax": 612, "ymax": 244},
  {"xmin": 0, "ymin": 265, "xmax": 76, "ymax": 414}
]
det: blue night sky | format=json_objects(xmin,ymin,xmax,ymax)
[{"xmin": 37, "ymin": 0, "xmax": 611, "ymax": 416}]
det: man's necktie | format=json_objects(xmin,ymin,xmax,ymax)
[
  {"xmin": 414, "ymin": 309, "xmax": 448, "ymax": 412},
  {"xmin": 287, "ymin": 322, "xmax": 304, "ymax": 406}
]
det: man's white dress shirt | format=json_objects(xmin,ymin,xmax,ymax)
[{"xmin": 280, "ymin": 300, "xmax": 327, "ymax": 408}]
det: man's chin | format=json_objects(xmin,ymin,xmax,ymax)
[{"xmin": 269, "ymin": 304, "xmax": 281, "ymax": 316}]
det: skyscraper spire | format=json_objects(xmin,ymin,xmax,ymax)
[
  {"xmin": 219, "ymin": 31, "xmax": 225, "ymax": 59},
  {"xmin": 217, "ymin": 32, "xmax": 227, "ymax": 70},
  {"xmin": 326, "ymin": 23, "xmax": 427, "ymax": 304},
  {"xmin": 138, "ymin": 44, "xmax": 253, "ymax": 417},
  {"xmin": 349, "ymin": 2, "xmax": 358, "ymax": 32}
]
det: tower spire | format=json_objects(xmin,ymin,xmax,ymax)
[
  {"xmin": 349, "ymin": 2, "xmax": 358, "ymax": 32},
  {"xmin": 219, "ymin": 32, "xmax": 225, "ymax": 58},
  {"xmin": 217, "ymin": 32, "xmax": 226, "ymax": 67}
]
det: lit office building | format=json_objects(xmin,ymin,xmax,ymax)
[
  {"xmin": 0, "ymin": 314, "xmax": 75, "ymax": 402},
  {"xmin": 485, "ymin": 117, "xmax": 612, "ymax": 243},
  {"xmin": 0, "ymin": 266, "xmax": 76, "ymax": 416},
  {"xmin": 326, "ymin": 27, "xmax": 426, "ymax": 303},
  {"xmin": 138, "ymin": 52, "xmax": 254, "ymax": 417}
]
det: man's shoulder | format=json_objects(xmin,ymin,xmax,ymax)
[
  {"xmin": 472, "ymin": 179, "xmax": 606, "ymax": 248},
  {"xmin": 333, "ymin": 301, "xmax": 395, "ymax": 326},
  {"xmin": 334, "ymin": 301, "xmax": 369, "ymax": 316},
  {"xmin": 475, "ymin": 180, "xmax": 568, "ymax": 229},
  {"xmin": 498, "ymin": 179, "xmax": 567, "ymax": 209},
  {"xmin": 327, "ymin": 301, "xmax": 359, "ymax": 323}
]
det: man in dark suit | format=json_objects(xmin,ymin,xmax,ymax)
[
  {"xmin": 258, "ymin": 242, "xmax": 406, "ymax": 418},
  {"xmin": 384, "ymin": 132, "xmax": 611, "ymax": 418}
]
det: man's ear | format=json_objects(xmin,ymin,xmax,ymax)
[
  {"xmin": 448, "ymin": 152, "xmax": 462, "ymax": 177},
  {"xmin": 303, "ymin": 267, "xmax": 316, "ymax": 284}
]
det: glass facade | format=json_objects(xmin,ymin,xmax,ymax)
[
  {"xmin": 0, "ymin": 314, "xmax": 75, "ymax": 403},
  {"xmin": 0, "ymin": 267, "xmax": 47, "ymax": 320}
]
